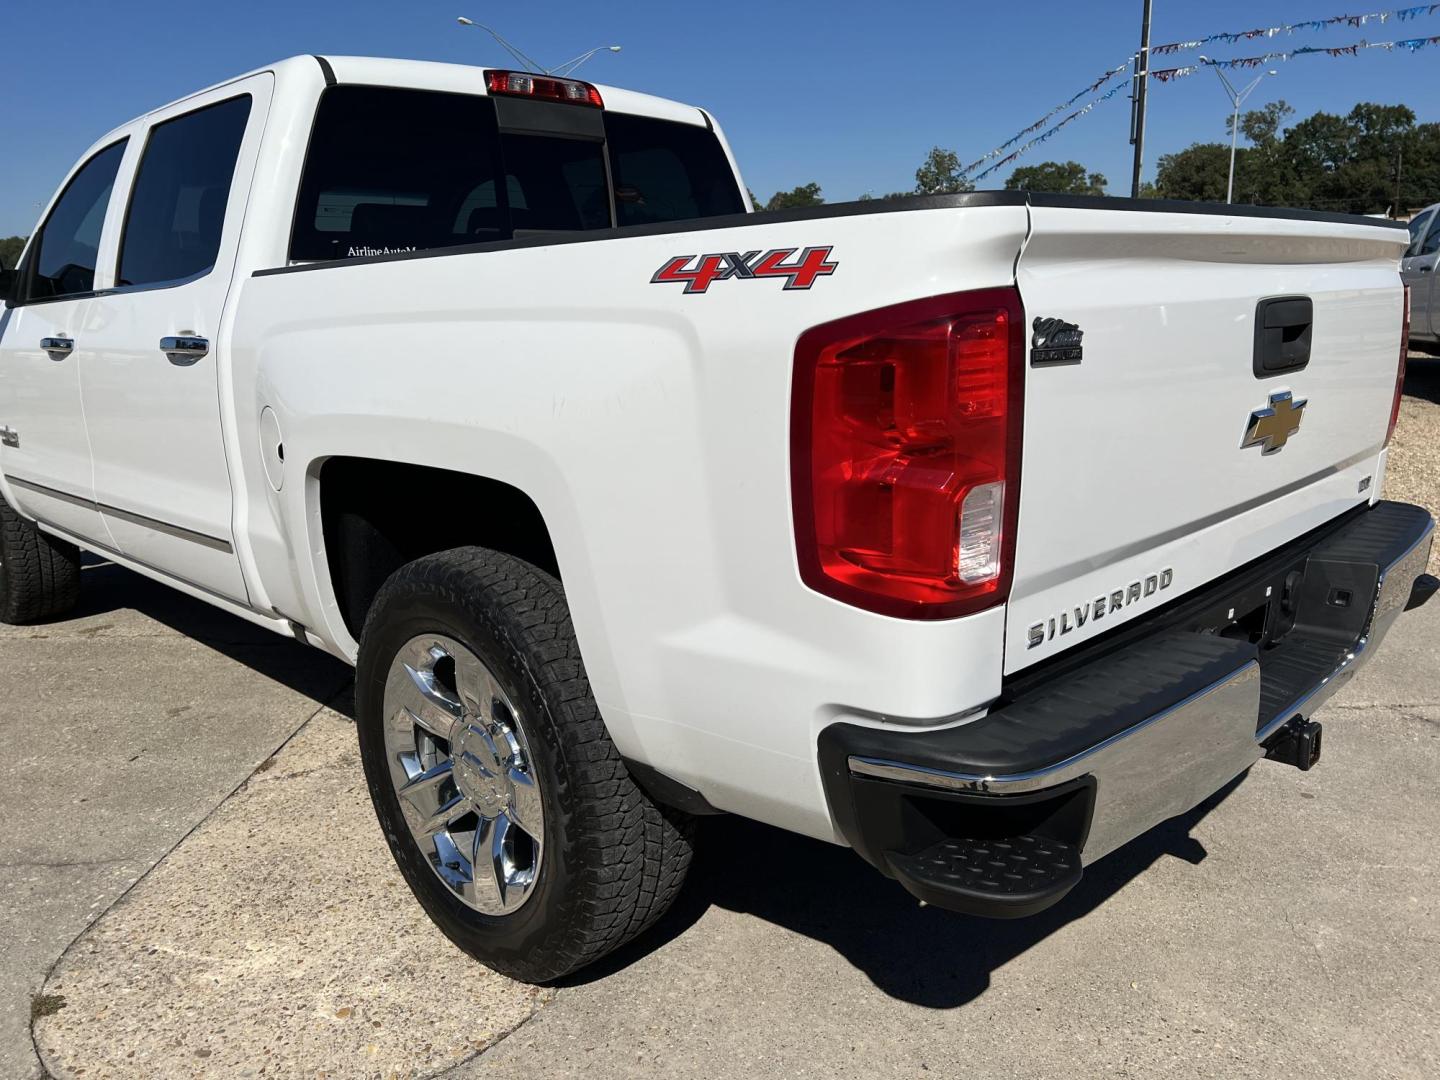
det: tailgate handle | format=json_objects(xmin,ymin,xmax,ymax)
[{"xmin": 1254, "ymin": 296, "xmax": 1312, "ymax": 378}]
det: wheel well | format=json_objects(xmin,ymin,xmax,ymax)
[{"xmin": 319, "ymin": 457, "xmax": 559, "ymax": 639}]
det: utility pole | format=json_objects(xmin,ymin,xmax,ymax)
[
  {"xmin": 1394, "ymin": 145, "xmax": 1405, "ymax": 219},
  {"xmin": 1129, "ymin": 0, "xmax": 1153, "ymax": 198}
]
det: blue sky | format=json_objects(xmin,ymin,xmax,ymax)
[{"xmin": 3, "ymin": 1, "xmax": 1437, "ymax": 236}]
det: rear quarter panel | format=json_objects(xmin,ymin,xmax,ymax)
[{"xmin": 229, "ymin": 202, "xmax": 1029, "ymax": 840}]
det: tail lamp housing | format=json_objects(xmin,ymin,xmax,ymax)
[
  {"xmin": 791, "ymin": 289, "xmax": 1025, "ymax": 620},
  {"xmin": 1387, "ymin": 284, "xmax": 1410, "ymax": 447}
]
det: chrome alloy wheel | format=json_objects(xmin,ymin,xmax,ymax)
[{"xmin": 381, "ymin": 634, "xmax": 544, "ymax": 915}]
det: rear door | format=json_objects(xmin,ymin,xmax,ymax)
[
  {"xmin": 80, "ymin": 75, "xmax": 271, "ymax": 602},
  {"xmin": 1007, "ymin": 204, "xmax": 1408, "ymax": 672}
]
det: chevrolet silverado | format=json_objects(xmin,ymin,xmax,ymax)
[{"xmin": 0, "ymin": 56, "xmax": 1431, "ymax": 981}]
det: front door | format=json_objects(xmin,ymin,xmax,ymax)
[
  {"xmin": 0, "ymin": 138, "xmax": 129, "ymax": 542},
  {"xmin": 80, "ymin": 76, "xmax": 271, "ymax": 602}
]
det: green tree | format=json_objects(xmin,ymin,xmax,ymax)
[
  {"xmin": 1229, "ymin": 100, "xmax": 1294, "ymax": 145},
  {"xmin": 0, "ymin": 236, "xmax": 25, "ymax": 269},
  {"xmin": 1156, "ymin": 99, "xmax": 1440, "ymax": 214},
  {"xmin": 1154, "ymin": 143, "xmax": 1237, "ymax": 202},
  {"xmin": 762, "ymin": 182, "xmax": 825, "ymax": 211},
  {"xmin": 1004, "ymin": 161, "xmax": 1107, "ymax": 195},
  {"xmin": 914, "ymin": 147, "xmax": 974, "ymax": 195},
  {"xmin": 1285, "ymin": 104, "xmax": 1434, "ymax": 214}
]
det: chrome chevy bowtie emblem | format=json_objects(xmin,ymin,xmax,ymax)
[{"xmin": 1242, "ymin": 390, "xmax": 1307, "ymax": 454}]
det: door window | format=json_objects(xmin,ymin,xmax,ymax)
[
  {"xmin": 1406, "ymin": 211, "xmax": 1434, "ymax": 257},
  {"xmin": 116, "ymin": 95, "xmax": 251, "ymax": 288},
  {"xmin": 1419, "ymin": 215, "xmax": 1440, "ymax": 259},
  {"xmin": 17, "ymin": 140, "xmax": 128, "ymax": 303}
]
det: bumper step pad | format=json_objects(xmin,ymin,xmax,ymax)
[{"xmin": 887, "ymin": 835, "xmax": 1082, "ymax": 918}]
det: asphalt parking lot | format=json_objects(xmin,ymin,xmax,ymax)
[{"xmin": 7, "ymin": 358, "xmax": 1440, "ymax": 1080}]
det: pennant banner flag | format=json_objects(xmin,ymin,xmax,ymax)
[
  {"xmin": 960, "ymin": 5, "xmax": 1440, "ymax": 183},
  {"xmin": 1152, "ymin": 4, "xmax": 1440, "ymax": 54},
  {"xmin": 971, "ymin": 79, "xmax": 1133, "ymax": 183},
  {"xmin": 1194, "ymin": 32, "xmax": 1440, "ymax": 69},
  {"xmin": 959, "ymin": 58, "xmax": 1134, "ymax": 176}
]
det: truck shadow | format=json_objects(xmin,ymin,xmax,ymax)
[
  {"xmin": 68, "ymin": 556, "xmax": 1242, "ymax": 1009},
  {"xmin": 68, "ymin": 556, "xmax": 353, "ymax": 710},
  {"xmin": 575, "ymin": 777, "xmax": 1245, "ymax": 1008}
]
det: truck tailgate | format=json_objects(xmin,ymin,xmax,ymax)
[{"xmin": 1007, "ymin": 203, "xmax": 1409, "ymax": 673}]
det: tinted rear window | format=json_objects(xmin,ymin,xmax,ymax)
[
  {"xmin": 291, "ymin": 87, "xmax": 506, "ymax": 261},
  {"xmin": 290, "ymin": 87, "xmax": 744, "ymax": 262},
  {"xmin": 499, "ymin": 133, "xmax": 610, "ymax": 234},
  {"xmin": 605, "ymin": 112, "xmax": 744, "ymax": 227}
]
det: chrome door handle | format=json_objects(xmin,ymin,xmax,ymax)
[
  {"xmin": 40, "ymin": 337, "xmax": 73, "ymax": 357},
  {"xmin": 160, "ymin": 335, "xmax": 209, "ymax": 365}
]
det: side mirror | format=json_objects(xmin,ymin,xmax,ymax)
[{"xmin": 0, "ymin": 268, "xmax": 15, "ymax": 306}]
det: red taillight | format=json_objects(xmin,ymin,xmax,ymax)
[
  {"xmin": 792, "ymin": 289, "xmax": 1024, "ymax": 620},
  {"xmin": 1387, "ymin": 284, "xmax": 1410, "ymax": 447},
  {"xmin": 485, "ymin": 70, "xmax": 604, "ymax": 107}
]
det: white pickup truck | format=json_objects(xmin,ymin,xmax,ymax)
[{"xmin": 1, "ymin": 56, "xmax": 1432, "ymax": 982}]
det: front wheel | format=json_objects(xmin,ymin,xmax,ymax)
[
  {"xmin": 0, "ymin": 494, "xmax": 80, "ymax": 624},
  {"xmin": 355, "ymin": 547, "xmax": 693, "ymax": 983}
]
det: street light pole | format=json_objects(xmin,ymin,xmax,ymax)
[
  {"xmin": 1200, "ymin": 59, "xmax": 1278, "ymax": 204},
  {"xmin": 455, "ymin": 16, "xmax": 546, "ymax": 73},
  {"xmin": 550, "ymin": 45, "xmax": 622, "ymax": 77}
]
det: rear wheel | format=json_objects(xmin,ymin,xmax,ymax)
[
  {"xmin": 0, "ymin": 495, "xmax": 81, "ymax": 624},
  {"xmin": 355, "ymin": 547, "xmax": 693, "ymax": 983}
]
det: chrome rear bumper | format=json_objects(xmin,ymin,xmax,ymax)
[{"xmin": 819, "ymin": 501, "xmax": 1434, "ymax": 914}]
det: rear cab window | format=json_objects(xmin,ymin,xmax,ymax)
[
  {"xmin": 605, "ymin": 112, "xmax": 743, "ymax": 227},
  {"xmin": 288, "ymin": 84, "xmax": 743, "ymax": 263}
]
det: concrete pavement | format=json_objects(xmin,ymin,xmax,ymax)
[
  {"xmin": 15, "ymin": 570, "xmax": 1440, "ymax": 1080},
  {"xmin": 0, "ymin": 559, "xmax": 351, "ymax": 1080}
]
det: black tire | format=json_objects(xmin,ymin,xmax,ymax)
[
  {"xmin": 0, "ymin": 495, "xmax": 81, "ymax": 624},
  {"xmin": 355, "ymin": 547, "xmax": 694, "ymax": 983}
]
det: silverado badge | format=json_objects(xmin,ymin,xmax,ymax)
[
  {"xmin": 1030, "ymin": 317, "xmax": 1084, "ymax": 366},
  {"xmin": 1242, "ymin": 390, "xmax": 1307, "ymax": 454}
]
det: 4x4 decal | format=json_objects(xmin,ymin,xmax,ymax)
[{"xmin": 651, "ymin": 246, "xmax": 838, "ymax": 294}]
